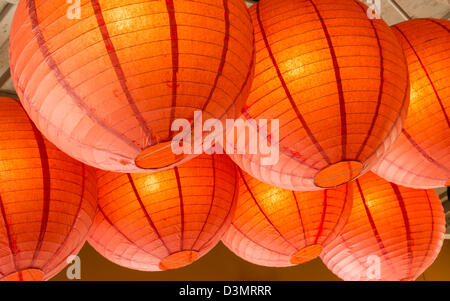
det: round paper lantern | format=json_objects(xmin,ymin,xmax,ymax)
[
  {"xmin": 222, "ymin": 169, "xmax": 352, "ymax": 267},
  {"xmin": 321, "ymin": 172, "xmax": 446, "ymax": 281},
  {"xmin": 9, "ymin": 0, "xmax": 254, "ymax": 172},
  {"xmin": 0, "ymin": 97, "xmax": 97, "ymax": 281},
  {"xmin": 229, "ymin": 0, "xmax": 409, "ymax": 191},
  {"xmin": 88, "ymin": 154, "xmax": 237, "ymax": 271},
  {"xmin": 372, "ymin": 19, "xmax": 450, "ymax": 189}
]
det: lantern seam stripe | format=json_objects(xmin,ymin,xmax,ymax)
[
  {"xmin": 90, "ymin": 0, "xmax": 155, "ymax": 148},
  {"xmin": 174, "ymin": 167, "xmax": 185, "ymax": 251},
  {"xmin": 401, "ymin": 129, "xmax": 450, "ymax": 174},
  {"xmin": 196, "ymin": 163, "xmax": 237, "ymax": 251},
  {"xmin": 202, "ymin": 0, "xmax": 230, "ymax": 113},
  {"xmin": 390, "ymin": 183, "xmax": 413, "ymax": 280},
  {"xmin": 166, "ymin": 0, "xmax": 179, "ymax": 140},
  {"xmin": 24, "ymin": 0, "xmax": 141, "ymax": 153},
  {"xmin": 191, "ymin": 155, "xmax": 217, "ymax": 250},
  {"xmin": 356, "ymin": 179, "xmax": 394, "ymax": 266},
  {"xmin": 96, "ymin": 206, "xmax": 164, "ymax": 261},
  {"xmin": 255, "ymin": 2, "xmax": 331, "ymax": 165},
  {"xmin": 393, "ymin": 25, "xmax": 450, "ymax": 128},
  {"xmin": 126, "ymin": 173, "xmax": 172, "ymax": 255},
  {"xmin": 237, "ymin": 168, "xmax": 298, "ymax": 251},
  {"xmin": 322, "ymin": 183, "xmax": 350, "ymax": 246},
  {"xmin": 291, "ymin": 192, "xmax": 307, "ymax": 244},
  {"xmin": 314, "ymin": 190, "xmax": 328, "ymax": 245},
  {"xmin": 0, "ymin": 192, "xmax": 18, "ymax": 275},
  {"xmin": 40, "ymin": 165, "xmax": 86, "ymax": 272},
  {"xmin": 418, "ymin": 190, "xmax": 435, "ymax": 275},
  {"xmin": 354, "ymin": 1, "xmax": 385, "ymax": 161},
  {"xmin": 30, "ymin": 121, "xmax": 51, "ymax": 267},
  {"xmin": 309, "ymin": 0, "xmax": 347, "ymax": 160}
]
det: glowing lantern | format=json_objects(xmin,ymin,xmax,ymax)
[
  {"xmin": 0, "ymin": 97, "xmax": 97, "ymax": 281},
  {"xmin": 229, "ymin": 0, "xmax": 409, "ymax": 191},
  {"xmin": 88, "ymin": 154, "xmax": 237, "ymax": 271},
  {"xmin": 9, "ymin": 0, "xmax": 254, "ymax": 172},
  {"xmin": 321, "ymin": 172, "xmax": 446, "ymax": 281},
  {"xmin": 222, "ymin": 169, "xmax": 352, "ymax": 267},
  {"xmin": 372, "ymin": 19, "xmax": 450, "ymax": 189}
]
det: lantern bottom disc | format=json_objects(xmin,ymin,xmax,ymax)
[
  {"xmin": 290, "ymin": 244, "xmax": 323, "ymax": 265},
  {"xmin": 135, "ymin": 141, "xmax": 188, "ymax": 170},
  {"xmin": 2, "ymin": 269, "xmax": 44, "ymax": 281},
  {"xmin": 159, "ymin": 251, "xmax": 199, "ymax": 271},
  {"xmin": 314, "ymin": 161, "xmax": 363, "ymax": 188}
]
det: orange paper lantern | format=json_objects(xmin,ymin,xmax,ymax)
[
  {"xmin": 230, "ymin": 0, "xmax": 409, "ymax": 191},
  {"xmin": 88, "ymin": 154, "xmax": 237, "ymax": 271},
  {"xmin": 321, "ymin": 172, "xmax": 446, "ymax": 281},
  {"xmin": 0, "ymin": 97, "xmax": 97, "ymax": 281},
  {"xmin": 9, "ymin": 0, "xmax": 254, "ymax": 172},
  {"xmin": 222, "ymin": 169, "xmax": 352, "ymax": 267},
  {"xmin": 372, "ymin": 19, "xmax": 450, "ymax": 189}
]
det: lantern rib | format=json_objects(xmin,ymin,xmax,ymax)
[
  {"xmin": 255, "ymin": 2, "xmax": 331, "ymax": 165},
  {"xmin": 126, "ymin": 174, "xmax": 172, "ymax": 255},
  {"xmin": 0, "ymin": 193, "xmax": 19, "ymax": 274},
  {"xmin": 417, "ymin": 190, "xmax": 435, "ymax": 277},
  {"xmin": 308, "ymin": 0, "xmax": 347, "ymax": 161},
  {"xmin": 291, "ymin": 192, "xmax": 307, "ymax": 244},
  {"xmin": 29, "ymin": 122, "xmax": 51, "ymax": 268},
  {"xmin": 90, "ymin": 0, "xmax": 155, "ymax": 147},
  {"xmin": 173, "ymin": 167, "xmax": 185, "ymax": 251},
  {"xmin": 24, "ymin": 0, "xmax": 141, "ymax": 153},
  {"xmin": 314, "ymin": 190, "xmax": 328, "ymax": 245}
]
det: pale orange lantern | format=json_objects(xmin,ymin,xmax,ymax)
[
  {"xmin": 321, "ymin": 172, "xmax": 446, "ymax": 281},
  {"xmin": 88, "ymin": 154, "xmax": 237, "ymax": 271},
  {"xmin": 229, "ymin": 0, "xmax": 409, "ymax": 191},
  {"xmin": 222, "ymin": 169, "xmax": 352, "ymax": 267},
  {"xmin": 0, "ymin": 97, "xmax": 97, "ymax": 281},
  {"xmin": 9, "ymin": 0, "xmax": 254, "ymax": 172},
  {"xmin": 372, "ymin": 19, "xmax": 450, "ymax": 189}
]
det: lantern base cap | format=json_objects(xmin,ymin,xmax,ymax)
[
  {"xmin": 314, "ymin": 161, "xmax": 363, "ymax": 188},
  {"xmin": 159, "ymin": 251, "xmax": 199, "ymax": 271},
  {"xmin": 2, "ymin": 269, "xmax": 44, "ymax": 281},
  {"xmin": 290, "ymin": 244, "xmax": 323, "ymax": 265},
  {"xmin": 135, "ymin": 141, "xmax": 188, "ymax": 170}
]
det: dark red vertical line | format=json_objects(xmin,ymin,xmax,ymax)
[
  {"xmin": 237, "ymin": 169, "xmax": 298, "ymax": 250},
  {"xmin": 203, "ymin": 0, "xmax": 230, "ymax": 112},
  {"xmin": 127, "ymin": 174, "xmax": 172, "ymax": 254},
  {"xmin": 256, "ymin": 2, "xmax": 331, "ymax": 165},
  {"xmin": 402, "ymin": 129, "xmax": 450, "ymax": 174},
  {"xmin": 314, "ymin": 190, "xmax": 327, "ymax": 244},
  {"xmin": 292, "ymin": 192, "xmax": 307, "ymax": 243},
  {"xmin": 354, "ymin": 1, "xmax": 384, "ymax": 160},
  {"xmin": 191, "ymin": 155, "xmax": 216, "ymax": 250},
  {"xmin": 166, "ymin": 0, "xmax": 179, "ymax": 138},
  {"xmin": 25, "ymin": 0, "xmax": 140, "ymax": 151},
  {"xmin": 356, "ymin": 179, "xmax": 393, "ymax": 263},
  {"xmin": 174, "ymin": 167, "xmax": 184, "ymax": 251},
  {"xmin": 417, "ymin": 190, "xmax": 435, "ymax": 275},
  {"xmin": 18, "ymin": 271, "xmax": 23, "ymax": 281},
  {"xmin": 30, "ymin": 123, "xmax": 51, "ymax": 267},
  {"xmin": 0, "ymin": 192, "xmax": 19, "ymax": 272},
  {"xmin": 390, "ymin": 183, "xmax": 413, "ymax": 279},
  {"xmin": 393, "ymin": 25, "xmax": 450, "ymax": 128},
  {"xmin": 41, "ymin": 164, "xmax": 86, "ymax": 271},
  {"xmin": 309, "ymin": 0, "xmax": 347, "ymax": 160},
  {"xmin": 90, "ymin": 0, "xmax": 154, "ymax": 147}
]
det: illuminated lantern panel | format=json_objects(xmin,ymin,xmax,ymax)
[
  {"xmin": 88, "ymin": 154, "xmax": 238, "ymax": 271},
  {"xmin": 0, "ymin": 98, "xmax": 97, "ymax": 281},
  {"xmin": 321, "ymin": 172, "xmax": 446, "ymax": 281},
  {"xmin": 372, "ymin": 19, "xmax": 450, "ymax": 189},
  {"xmin": 9, "ymin": 0, "xmax": 254, "ymax": 172},
  {"xmin": 222, "ymin": 169, "xmax": 352, "ymax": 267},
  {"xmin": 229, "ymin": 0, "xmax": 409, "ymax": 191}
]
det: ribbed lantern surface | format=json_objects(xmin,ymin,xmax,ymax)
[
  {"xmin": 230, "ymin": 0, "xmax": 409, "ymax": 191},
  {"xmin": 88, "ymin": 154, "xmax": 238, "ymax": 271},
  {"xmin": 9, "ymin": 0, "xmax": 254, "ymax": 172},
  {"xmin": 222, "ymin": 169, "xmax": 352, "ymax": 267},
  {"xmin": 0, "ymin": 97, "xmax": 97, "ymax": 281},
  {"xmin": 372, "ymin": 19, "xmax": 450, "ymax": 189},
  {"xmin": 321, "ymin": 172, "xmax": 446, "ymax": 281}
]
